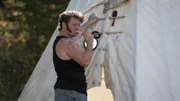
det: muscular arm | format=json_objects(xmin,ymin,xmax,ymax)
[
  {"xmin": 73, "ymin": 14, "xmax": 98, "ymax": 40},
  {"xmin": 58, "ymin": 14, "xmax": 97, "ymax": 66},
  {"xmin": 64, "ymin": 39, "xmax": 93, "ymax": 67}
]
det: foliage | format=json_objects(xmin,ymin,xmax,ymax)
[{"xmin": 0, "ymin": 0, "xmax": 70, "ymax": 101}]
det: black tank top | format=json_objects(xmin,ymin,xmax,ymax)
[{"xmin": 53, "ymin": 36, "xmax": 87, "ymax": 95}]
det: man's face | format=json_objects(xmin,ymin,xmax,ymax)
[{"xmin": 65, "ymin": 17, "xmax": 81, "ymax": 37}]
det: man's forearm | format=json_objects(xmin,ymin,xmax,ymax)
[
  {"xmin": 79, "ymin": 14, "xmax": 98, "ymax": 33},
  {"xmin": 79, "ymin": 20, "xmax": 93, "ymax": 34},
  {"xmin": 83, "ymin": 43, "xmax": 93, "ymax": 66}
]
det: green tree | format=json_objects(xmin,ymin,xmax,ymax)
[{"xmin": 0, "ymin": 0, "xmax": 70, "ymax": 101}]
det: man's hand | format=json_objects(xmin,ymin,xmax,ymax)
[
  {"xmin": 83, "ymin": 32, "xmax": 94, "ymax": 45},
  {"xmin": 76, "ymin": 30, "xmax": 94, "ymax": 44},
  {"xmin": 78, "ymin": 13, "xmax": 99, "ymax": 34},
  {"xmin": 88, "ymin": 13, "xmax": 99, "ymax": 24}
]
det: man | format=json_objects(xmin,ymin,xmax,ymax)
[{"xmin": 53, "ymin": 11, "xmax": 98, "ymax": 101}]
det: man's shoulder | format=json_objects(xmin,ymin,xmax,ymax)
[{"xmin": 57, "ymin": 38, "xmax": 75, "ymax": 47}]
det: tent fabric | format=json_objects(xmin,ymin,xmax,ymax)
[
  {"xmin": 17, "ymin": 0, "xmax": 180, "ymax": 101},
  {"xmin": 135, "ymin": 0, "xmax": 180, "ymax": 101},
  {"xmin": 66, "ymin": 0, "xmax": 104, "ymax": 13},
  {"xmin": 102, "ymin": 1, "xmax": 136, "ymax": 101}
]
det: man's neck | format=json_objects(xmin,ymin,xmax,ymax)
[{"xmin": 59, "ymin": 30, "xmax": 71, "ymax": 39}]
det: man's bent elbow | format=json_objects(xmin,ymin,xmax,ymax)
[{"xmin": 81, "ymin": 60, "xmax": 90, "ymax": 67}]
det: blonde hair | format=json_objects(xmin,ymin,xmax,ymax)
[{"xmin": 58, "ymin": 11, "xmax": 84, "ymax": 31}]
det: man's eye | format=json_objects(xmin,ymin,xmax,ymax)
[{"xmin": 73, "ymin": 24, "xmax": 79, "ymax": 26}]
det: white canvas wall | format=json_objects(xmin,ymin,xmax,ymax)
[{"xmin": 136, "ymin": 0, "xmax": 180, "ymax": 101}]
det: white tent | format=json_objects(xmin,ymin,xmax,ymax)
[
  {"xmin": 17, "ymin": 0, "xmax": 180, "ymax": 101},
  {"xmin": 136, "ymin": 0, "xmax": 180, "ymax": 101}
]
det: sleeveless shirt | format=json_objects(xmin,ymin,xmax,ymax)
[{"xmin": 53, "ymin": 36, "xmax": 87, "ymax": 95}]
